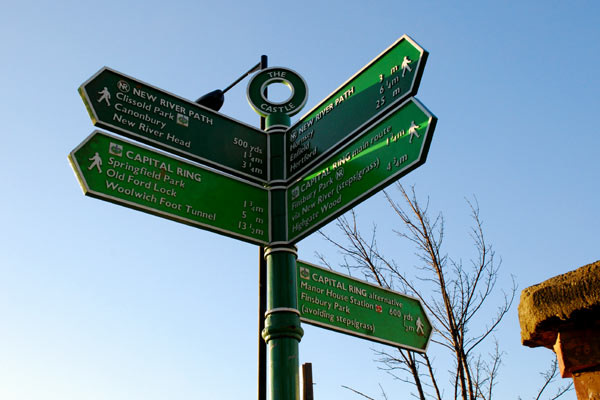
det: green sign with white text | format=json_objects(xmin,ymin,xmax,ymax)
[
  {"xmin": 287, "ymin": 98, "xmax": 436, "ymax": 243},
  {"xmin": 69, "ymin": 131, "xmax": 270, "ymax": 245},
  {"xmin": 286, "ymin": 35, "xmax": 428, "ymax": 179},
  {"xmin": 80, "ymin": 67, "xmax": 268, "ymax": 183},
  {"xmin": 297, "ymin": 261, "xmax": 432, "ymax": 352}
]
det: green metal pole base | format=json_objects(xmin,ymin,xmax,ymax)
[{"xmin": 263, "ymin": 245, "xmax": 303, "ymax": 400}]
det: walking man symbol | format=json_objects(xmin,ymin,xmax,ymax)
[
  {"xmin": 97, "ymin": 87, "xmax": 111, "ymax": 106},
  {"xmin": 408, "ymin": 121, "xmax": 420, "ymax": 143},
  {"xmin": 88, "ymin": 152, "xmax": 103, "ymax": 173},
  {"xmin": 416, "ymin": 317, "xmax": 425, "ymax": 335},
  {"xmin": 401, "ymin": 56, "xmax": 413, "ymax": 77}
]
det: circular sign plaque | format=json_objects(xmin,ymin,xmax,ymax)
[{"xmin": 247, "ymin": 67, "xmax": 308, "ymax": 117}]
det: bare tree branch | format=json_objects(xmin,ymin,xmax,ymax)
[
  {"xmin": 341, "ymin": 385, "xmax": 377, "ymax": 400},
  {"xmin": 533, "ymin": 359, "xmax": 573, "ymax": 400},
  {"xmin": 326, "ymin": 184, "xmax": 565, "ymax": 400}
]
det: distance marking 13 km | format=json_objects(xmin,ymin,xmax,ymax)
[{"xmin": 69, "ymin": 130, "xmax": 270, "ymax": 245}]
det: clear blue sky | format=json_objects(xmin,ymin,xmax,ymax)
[{"xmin": 1, "ymin": 1, "xmax": 598, "ymax": 399}]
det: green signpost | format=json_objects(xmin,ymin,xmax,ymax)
[
  {"xmin": 286, "ymin": 35, "xmax": 428, "ymax": 179},
  {"xmin": 69, "ymin": 131, "xmax": 270, "ymax": 245},
  {"xmin": 286, "ymin": 97, "xmax": 436, "ymax": 243},
  {"xmin": 297, "ymin": 260, "xmax": 431, "ymax": 351},
  {"xmin": 71, "ymin": 34, "xmax": 437, "ymax": 400},
  {"xmin": 80, "ymin": 67, "xmax": 268, "ymax": 183}
]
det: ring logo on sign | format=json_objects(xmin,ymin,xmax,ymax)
[{"xmin": 247, "ymin": 67, "xmax": 308, "ymax": 117}]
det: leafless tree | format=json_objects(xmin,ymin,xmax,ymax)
[
  {"xmin": 519, "ymin": 359, "xmax": 573, "ymax": 400},
  {"xmin": 318, "ymin": 184, "xmax": 571, "ymax": 400}
]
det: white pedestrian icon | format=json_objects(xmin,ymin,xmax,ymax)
[
  {"xmin": 416, "ymin": 317, "xmax": 425, "ymax": 335},
  {"xmin": 97, "ymin": 87, "xmax": 111, "ymax": 106},
  {"xmin": 401, "ymin": 56, "xmax": 413, "ymax": 77},
  {"xmin": 88, "ymin": 152, "xmax": 103, "ymax": 173},
  {"xmin": 408, "ymin": 121, "xmax": 420, "ymax": 143}
]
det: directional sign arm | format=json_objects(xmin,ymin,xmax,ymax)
[
  {"xmin": 69, "ymin": 131, "xmax": 270, "ymax": 245},
  {"xmin": 297, "ymin": 260, "xmax": 432, "ymax": 352},
  {"xmin": 287, "ymin": 97, "xmax": 437, "ymax": 244},
  {"xmin": 286, "ymin": 35, "xmax": 429, "ymax": 179},
  {"xmin": 80, "ymin": 67, "xmax": 269, "ymax": 183}
]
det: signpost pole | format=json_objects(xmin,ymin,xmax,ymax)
[
  {"xmin": 263, "ymin": 111, "xmax": 303, "ymax": 400},
  {"xmin": 258, "ymin": 55, "xmax": 268, "ymax": 400}
]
